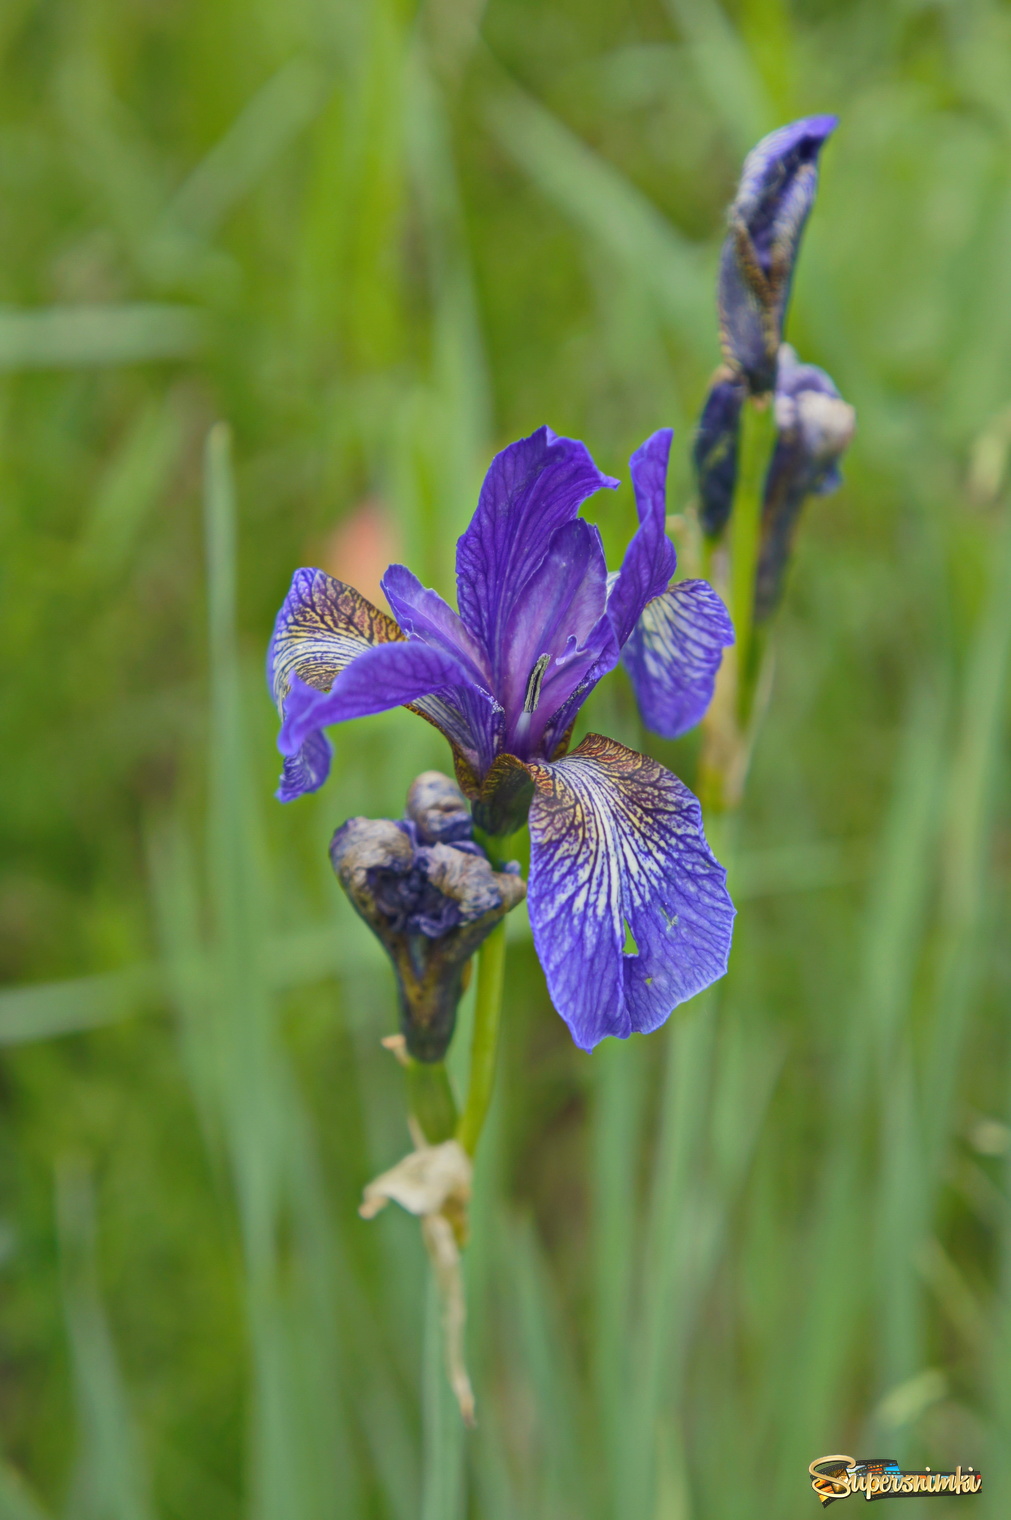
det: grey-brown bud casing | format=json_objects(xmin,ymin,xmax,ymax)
[{"xmin": 330, "ymin": 774, "xmax": 525, "ymax": 1062}]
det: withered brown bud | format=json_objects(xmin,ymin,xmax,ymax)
[
  {"xmin": 406, "ymin": 770, "xmax": 473, "ymax": 844},
  {"xmin": 330, "ymin": 774, "xmax": 525, "ymax": 1062}
]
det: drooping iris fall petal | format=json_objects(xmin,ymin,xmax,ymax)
[
  {"xmin": 622, "ymin": 580, "xmax": 735, "ymax": 740},
  {"xmin": 268, "ymin": 571, "xmax": 405, "ymax": 800},
  {"xmin": 278, "ymin": 642, "xmax": 474, "ymax": 758},
  {"xmin": 525, "ymin": 733, "xmax": 734, "ymax": 1050}
]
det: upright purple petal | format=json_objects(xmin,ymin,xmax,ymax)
[
  {"xmin": 410, "ymin": 683, "xmax": 504, "ymax": 787},
  {"xmin": 526, "ymin": 734, "xmax": 734, "ymax": 1050},
  {"xmin": 622, "ymin": 580, "xmax": 734, "ymax": 739},
  {"xmin": 606, "ymin": 429, "xmax": 677, "ymax": 649},
  {"xmin": 536, "ymin": 632, "xmax": 622, "ymax": 763},
  {"xmin": 718, "ymin": 115, "xmax": 837, "ymax": 392},
  {"xmin": 381, "ymin": 564, "xmax": 491, "ymax": 686},
  {"xmin": 455, "ymin": 427, "xmax": 618, "ymax": 669},
  {"xmin": 498, "ymin": 517, "xmax": 613, "ymax": 754}
]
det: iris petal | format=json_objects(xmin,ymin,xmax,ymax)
[
  {"xmin": 526, "ymin": 733, "xmax": 734, "ymax": 1050},
  {"xmin": 268, "ymin": 568, "xmax": 407, "ymax": 801},
  {"xmin": 268, "ymin": 568, "xmax": 403, "ymax": 710},
  {"xmin": 606, "ymin": 429, "xmax": 677, "ymax": 649},
  {"xmin": 621, "ymin": 580, "xmax": 734, "ymax": 739},
  {"xmin": 277, "ymin": 728, "xmax": 333, "ymax": 804},
  {"xmin": 267, "ymin": 566, "xmax": 499, "ymax": 801},
  {"xmin": 455, "ymin": 426, "xmax": 617, "ymax": 669},
  {"xmin": 278, "ymin": 642, "xmax": 477, "ymax": 760},
  {"xmin": 500, "ymin": 518, "xmax": 613, "ymax": 752},
  {"xmin": 381, "ymin": 564, "xmax": 491, "ymax": 686}
]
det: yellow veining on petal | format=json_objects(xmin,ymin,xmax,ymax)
[{"xmin": 271, "ymin": 570, "xmax": 403, "ymax": 708}]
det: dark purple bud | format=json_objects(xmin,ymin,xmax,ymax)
[
  {"xmin": 693, "ymin": 369, "xmax": 746, "ymax": 538},
  {"xmin": 330, "ymin": 774, "xmax": 525, "ymax": 1062},
  {"xmin": 718, "ymin": 115, "xmax": 837, "ymax": 394},
  {"xmin": 754, "ymin": 346, "xmax": 855, "ymax": 621}
]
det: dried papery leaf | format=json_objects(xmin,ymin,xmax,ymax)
[
  {"xmin": 358, "ymin": 1139, "xmax": 472, "ymax": 1220},
  {"xmin": 380, "ymin": 1033, "xmax": 408, "ymax": 1066}
]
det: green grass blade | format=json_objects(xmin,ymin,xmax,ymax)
[
  {"xmin": 0, "ymin": 1462, "xmax": 52, "ymax": 1520},
  {"xmin": 77, "ymin": 399, "xmax": 183, "ymax": 581},
  {"xmin": 660, "ymin": 0, "xmax": 771, "ymax": 152},
  {"xmin": 0, "ymin": 306, "xmax": 203, "ymax": 369},
  {"xmin": 483, "ymin": 73, "xmax": 713, "ymax": 359},
  {"xmin": 420, "ymin": 1276, "xmax": 465, "ymax": 1520},
  {"xmin": 162, "ymin": 58, "xmax": 330, "ymax": 244},
  {"xmin": 56, "ymin": 1159, "xmax": 156, "ymax": 1520},
  {"xmin": 591, "ymin": 1036, "xmax": 647, "ymax": 1510}
]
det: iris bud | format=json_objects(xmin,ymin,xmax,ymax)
[
  {"xmin": 718, "ymin": 115, "xmax": 836, "ymax": 394},
  {"xmin": 694, "ymin": 369, "xmax": 746, "ymax": 539},
  {"xmin": 406, "ymin": 770, "xmax": 474, "ymax": 844},
  {"xmin": 754, "ymin": 346, "xmax": 856, "ymax": 621},
  {"xmin": 330, "ymin": 773, "xmax": 525, "ymax": 1062},
  {"xmin": 693, "ymin": 345, "xmax": 854, "ymax": 614}
]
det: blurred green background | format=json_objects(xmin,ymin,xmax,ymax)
[{"xmin": 1, "ymin": 0, "xmax": 1010, "ymax": 1516}]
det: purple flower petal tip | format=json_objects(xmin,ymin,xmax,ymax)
[
  {"xmin": 276, "ymin": 727, "xmax": 332, "ymax": 802},
  {"xmin": 607, "ymin": 429, "xmax": 677, "ymax": 649}
]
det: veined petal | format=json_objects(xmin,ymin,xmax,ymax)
[
  {"xmin": 268, "ymin": 568, "xmax": 403, "ymax": 711},
  {"xmin": 277, "ymin": 729, "xmax": 333, "ymax": 804},
  {"xmin": 622, "ymin": 580, "xmax": 734, "ymax": 739},
  {"xmin": 526, "ymin": 734, "xmax": 734, "ymax": 1050},
  {"xmin": 606, "ymin": 429, "xmax": 677, "ymax": 649},
  {"xmin": 268, "ymin": 567, "xmax": 497, "ymax": 802},
  {"xmin": 411, "ymin": 683, "xmax": 504, "ymax": 791},
  {"xmin": 381, "ymin": 564, "xmax": 490, "ymax": 686},
  {"xmin": 456, "ymin": 427, "xmax": 618, "ymax": 667},
  {"xmin": 500, "ymin": 518, "xmax": 611, "ymax": 752},
  {"xmin": 269, "ymin": 568, "xmax": 408, "ymax": 801},
  {"xmin": 279, "ymin": 641, "xmax": 475, "ymax": 759}
]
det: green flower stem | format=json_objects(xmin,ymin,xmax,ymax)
[
  {"xmin": 406, "ymin": 1059, "xmax": 459, "ymax": 1145},
  {"xmin": 698, "ymin": 391, "xmax": 779, "ymax": 815},
  {"xmin": 456, "ymin": 918, "xmax": 507, "ymax": 1156},
  {"xmin": 728, "ymin": 392, "xmax": 777, "ymax": 723}
]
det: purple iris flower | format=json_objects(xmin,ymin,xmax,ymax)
[
  {"xmin": 268, "ymin": 426, "xmax": 735, "ymax": 1050},
  {"xmin": 719, "ymin": 115, "xmax": 837, "ymax": 393}
]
